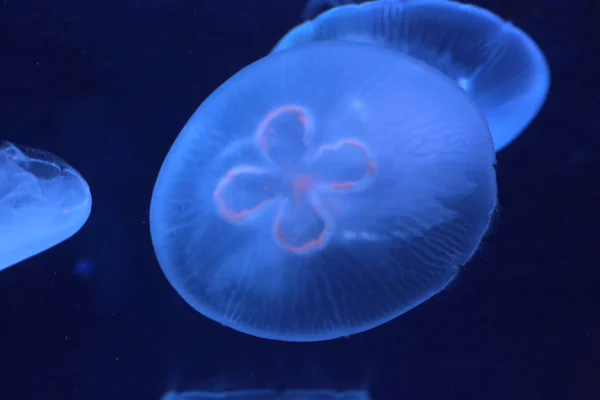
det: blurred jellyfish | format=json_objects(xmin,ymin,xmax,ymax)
[
  {"xmin": 72, "ymin": 258, "xmax": 95, "ymax": 278},
  {"xmin": 150, "ymin": 41, "xmax": 497, "ymax": 342},
  {"xmin": 273, "ymin": 0, "xmax": 551, "ymax": 152},
  {"xmin": 0, "ymin": 141, "xmax": 92, "ymax": 271},
  {"xmin": 162, "ymin": 389, "xmax": 371, "ymax": 400}
]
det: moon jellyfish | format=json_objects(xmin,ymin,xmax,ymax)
[
  {"xmin": 162, "ymin": 389, "xmax": 371, "ymax": 400},
  {"xmin": 150, "ymin": 41, "xmax": 497, "ymax": 342},
  {"xmin": 0, "ymin": 141, "xmax": 92, "ymax": 271},
  {"xmin": 273, "ymin": 0, "xmax": 551, "ymax": 152}
]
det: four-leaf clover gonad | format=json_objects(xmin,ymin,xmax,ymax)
[{"xmin": 213, "ymin": 104, "xmax": 376, "ymax": 254}]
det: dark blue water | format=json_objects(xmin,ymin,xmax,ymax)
[{"xmin": 0, "ymin": 1, "xmax": 598, "ymax": 399}]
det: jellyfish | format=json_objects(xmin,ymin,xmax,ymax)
[
  {"xmin": 162, "ymin": 389, "xmax": 371, "ymax": 400},
  {"xmin": 273, "ymin": 0, "xmax": 551, "ymax": 152},
  {"xmin": 0, "ymin": 141, "xmax": 92, "ymax": 271},
  {"xmin": 150, "ymin": 41, "xmax": 497, "ymax": 342}
]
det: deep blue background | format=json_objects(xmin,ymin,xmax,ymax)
[{"xmin": 0, "ymin": 1, "xmax": 598, "ymax": 399}]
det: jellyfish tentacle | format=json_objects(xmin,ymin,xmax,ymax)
[{"xmin": 213, "ymin": 165, "xmax": 281, "ymax": 222}]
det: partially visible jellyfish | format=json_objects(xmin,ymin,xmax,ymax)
[
  {"xmin": 0, "ymin": 141, "xmax": 92, "ymax": 271},
  {"xmin": 162, "ymin": 389, "xmax": 371, "ymax": 400},
  {"xmin": 150, "ymin": 41, "xmax": 497, "ymax": 342},
  {"xmin": 273, "ymin": 0, "xmax": 551, "ymax": 152}
]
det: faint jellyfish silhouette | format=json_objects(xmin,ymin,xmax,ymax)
[
  {"xmin": 162, "ymin": 389, "xmax": 371, "ymax": 400},
  {"xmin": 150, "ymin": 41, "xmax": 497, "ymax": 342},
  {"xmin": 72, "ymin": 258, "xmax": 94, "ymax": 278},
  {"xmin": 0, "ymin": 141, "xmax": 92, "ymax": 271},
  {"xmin": 273, "ymin": 0, "xmax": 551, "ymax": 152}
]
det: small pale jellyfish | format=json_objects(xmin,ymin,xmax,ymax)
[
  {"xmin": 150, "ymin": 41, "xmax": 497, "ymax": 342},
  {"xmin": 273, "ymin": 0, "xmax": 551, "ymax": 151},
  {"xmin": 0, "ymin": 142, "xmax": 92, "ymax": 271}
]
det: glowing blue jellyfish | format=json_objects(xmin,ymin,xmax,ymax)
[
  {"xmin": 0, "ymin": 142, "xmax": 92, "ymax": 271},
  {"xmin": 273, "ymin": 0, "xmax": 551, "ymax": 152},
  {"xmin": 150, "ymin": 41, "xmax": 497, "ymax": 342},
  {"xmin": 162, "ymin": 389, "xmax": 371, "ymax": 400}
]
